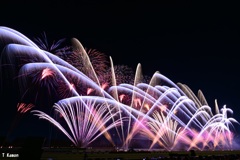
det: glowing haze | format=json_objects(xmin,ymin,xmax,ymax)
[{"xmin": 0, "ymin": 26, "xmax": 239, "ymax": 151}]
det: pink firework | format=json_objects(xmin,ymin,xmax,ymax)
[{"xmin": 17, "ymin": 102, "xmax": 34, "ymax": 114}]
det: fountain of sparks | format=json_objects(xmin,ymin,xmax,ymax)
[{"xmin": 0, "ymin": 26, "xmax": 239, "ymax": 151}]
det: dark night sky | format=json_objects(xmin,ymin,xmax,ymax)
[{"xmin": 1, "ymin": 1, "xmax": 240, "ymax": 141}]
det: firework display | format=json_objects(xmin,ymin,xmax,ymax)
[{"xmin": 0, "ymin": 26, "xmax": 238, "ymax": 151}]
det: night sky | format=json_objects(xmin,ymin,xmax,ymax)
[{"xmin": 1, "ymin": 1, "xmax": 240, "ymax": 142}]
